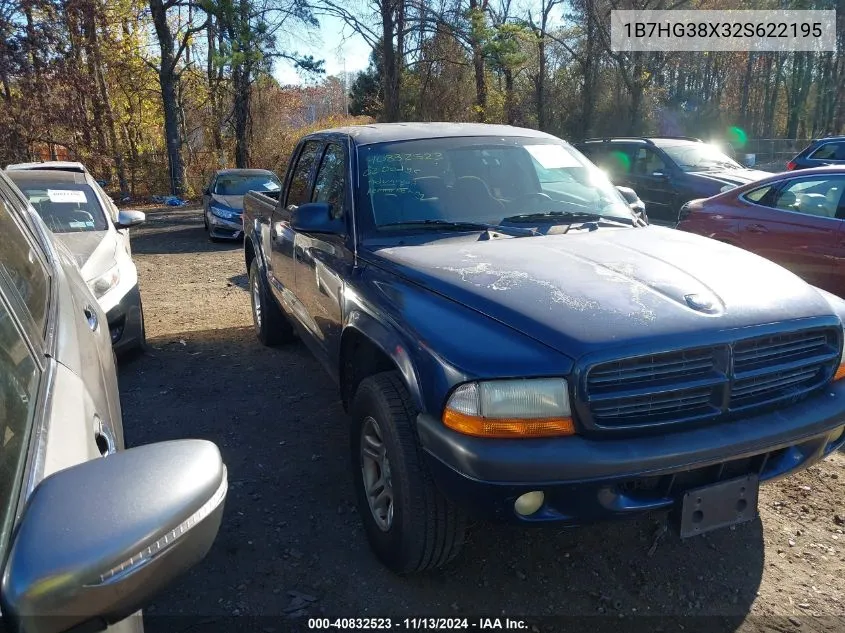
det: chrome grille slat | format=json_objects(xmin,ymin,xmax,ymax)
[{"xmin": 584, "ymin": 326, "xmax": 838, "ymax": 429}]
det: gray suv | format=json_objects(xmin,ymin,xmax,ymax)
[{"xmin": 0, "ymin": 170, "xmax": 227, "ymax": 633}]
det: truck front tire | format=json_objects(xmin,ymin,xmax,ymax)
[
  {"xmin": 249, "ymin": 259, "xmax": 295, "ymax": 346},
  {"xmin": 350, "ymin": 371, "xmax": 466, "ymax": 574}
]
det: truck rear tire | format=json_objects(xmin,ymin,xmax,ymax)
[
  {"xmin": 249, "ymin": 259, "xmax": 295, "ymax": 346},
  {"xmin": 350, "ymin": 371, "xmax": 466, "ymax": 574}
]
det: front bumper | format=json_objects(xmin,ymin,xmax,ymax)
[
  {"xmin": 417, "ymin": 382, "xmax": 845, "ymax": 524},
  {"xmin": 207, "ymin": 211, "xmax": 243, "ymax": 240},
  {"xmin": 105, "ymin": 283, "xmax": 144, "ymax": 354}
]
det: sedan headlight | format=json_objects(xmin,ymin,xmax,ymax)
[
  {"xmin": 442, "ymin": 378, "xmax": 574, "ymax": 438},
  {"xmin": 210, "ymin": 206, "xmax": 238, "ymax": 220},
  {"xmin": 90, "ymin": 265, "xmax": 120, "ymax": 299}
]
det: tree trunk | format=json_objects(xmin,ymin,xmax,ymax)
[
  {"xmin": 149, "ymin": 0, "xmax": 186, "ymax": 196},
  {"xmin": 739, "ymin": 53, "xmax": 753, "ymax": 132},
  {"xmin": 468, "ymin": 0, "xmax": 487, "ymax": 122},
  {"xmin": 504, "ymin": 69, "xmax": 515, "ymax": 124},
  {"xmin": 85, "ymin": 3, "xmax": 128, "ymax": 195},
  {"xmin": 380, "ymin": 0, "xmax": 400, "ymax": 122},
  {"xmin": 233, "ymin": 67, "xmax": 251, "ymax": 167}
]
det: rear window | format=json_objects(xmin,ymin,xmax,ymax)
[
  {"xmin": 809, "ymin": 142, "xmax": 844, "ymax": 161},
  {"xmin": 17, "ymin": 184, "xmax": 108, "ymax": 232}
]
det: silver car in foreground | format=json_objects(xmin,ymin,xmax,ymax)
[
  {"xmin": 5, "ymin": 168, "xmax": 146, "ymax": 355},
  {"xmin": 0, "ymin": 170, "xmax": 226, "ymax": 633}
]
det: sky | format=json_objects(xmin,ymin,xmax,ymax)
[{"xmin": 274, "ymin": 14, "xmax": 372, "ymax": 86}]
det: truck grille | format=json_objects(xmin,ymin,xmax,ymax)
[{"xmin": 583, "ymin": 326, "xmax": 840, "ymax": 429}]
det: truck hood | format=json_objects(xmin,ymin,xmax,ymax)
[
  {"xmin": 54, "ymin": 231, "xmax": 117, "ymax": 281},
  {"xmin": 210, "ymin": 194, "xmax": 244, "ymax": 211},
  {"xmin": 687, "ymin": 168, "xmax": 770, "ymax": 189},
  {"xmin": 366, "ymin": 227, "xmax": 836, "ymax": 358}
]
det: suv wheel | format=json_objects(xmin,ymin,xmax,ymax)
[
  {"xmin": 249, "ymin": 259, "xmax": 294, "ymax": 346},
  {"xmin": 351, "ymin": 371, "xmax": 466, "ymax": 574}
]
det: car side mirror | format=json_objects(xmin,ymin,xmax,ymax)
[
  {"xmin": 116, "ymin": 209, "xmax": 145, "ymax": 229},
  {"xmin": 1, "ymin": 440, "xmax": 227, "ymax": 633},
  {"xmin": 616, "ymin": 186, "xmax": 648, "ymax": 224},
  {"xmin": 616, "ymin": 186, "xmax": 639, "ymax": 205},
  {"xmin": 290, "ymin": 201, "xmax": 344, "ymax": 234},
  {"xmin": 203, "ymin": 187, "xmax": 211, "ymax": 196}
]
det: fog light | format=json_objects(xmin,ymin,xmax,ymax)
[{"xmin": 514, "ymin": 491, "xmax": 544, "ymax": 516}]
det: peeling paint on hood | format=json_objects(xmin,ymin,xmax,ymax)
[{"xmin": 366, "ymin": 226, "xmax": 835, "ymax": 357}]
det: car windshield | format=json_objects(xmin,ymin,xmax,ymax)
[
  {"xmin": 16, "ymin": 183, "xmax": 108, "ymax": 232},
  {"xmin": 214, "ymin": 174, "xmax": 281, "ymax": 196},
  {"xmin": 662, "ymin": 143, "xmax": 744, "ymax": 172},
  {"xmin": 356, "ymin": 137, "xmax": 633, "ymax": 234}
]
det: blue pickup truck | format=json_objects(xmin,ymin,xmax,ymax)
[{"xmin": 242, "ymin": 123, "xmax": 845, "ymax": 574}]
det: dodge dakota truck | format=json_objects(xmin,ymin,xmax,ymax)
[{"xmin": 242, "ymin": 122, "xmax": 845, "ymax": 574}]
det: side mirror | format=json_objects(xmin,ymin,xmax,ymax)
[
  {"xmin": 616, "ymin": 186, "xmax": 648, "ymax": 224},
  {"xmin": 116, "ymin": 209, "xmax": 145, "ymax": 229},
  {"xmin": 1, "ymin": 440, "xmax": 227, "ymax": 633},
  {"xmin": 616, "ymin": 186, "xmax": 639, "ymax": 205},
  {"xmin": 203, "ymin": 187, "xmax": 211, "ymax": 196},
  {"xmin": 290, "ymin": 201, "xmax": 344, "ymax": 234}
]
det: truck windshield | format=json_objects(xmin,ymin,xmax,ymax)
[
  {"xmin": 16, "ymin": 183, "xmax": 108, "ymax": 233},
  {"xmin": 215, "ymin": 175, "xmax": 281, "ymax": 196},
  {"xmin": 356, "ymin": 137, "xmax": 632, "ymax": 234}
]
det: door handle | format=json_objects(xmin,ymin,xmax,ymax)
[
  {"xmin": 746, "ymin": 224, "xmax": 768, "ymax": 234},
  {"xmin": 93, "ymin": 416, "xmax": 116, "ymax": 456},
  {"xmin": 83, "ymin": 305, "xmax": 98, "ymax": 331}
]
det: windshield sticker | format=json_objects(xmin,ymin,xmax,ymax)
[
  {"xmin": 263, "ymin": 181, "xmax": 281, "ymax": 191},
  {"xmin": 525, "ymin": 145, "xmax": 580, "ymax": 169},
  {"xmin": 68, "ymin": 220, "xmax": 94, "ymax": 229},
  {"xmin": 47, "ymin": 189, "xmax": 87, "ymax": 204}
]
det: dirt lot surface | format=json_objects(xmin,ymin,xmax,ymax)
[{"xmin": 119, "ymin": 206, "xmax": 845, "ymax": 633}]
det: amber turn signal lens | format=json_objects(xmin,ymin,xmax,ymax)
[
  {"xmin": 834, "ymin": 365, "xmax": 845, "ymax": 381},
  {"xmin": 442, "ymin": 409, "xmax": 575, "ymax": 438}
]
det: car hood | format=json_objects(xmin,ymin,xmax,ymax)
[
  {"xmin": 366, "ymin": 227, "xmax": 836, "ymax": 358},
  {"xmin": 687, "ymin": 168, "xmax": 771, "ymax": 188},
  {"xmin": 54, "ymin": 231, "xmax": 117, "ymax": 281},
  {"xmin": 210, "ymin": 194, "xmax": 244, "ymax": 211}
]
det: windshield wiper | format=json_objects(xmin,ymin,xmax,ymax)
[
  {"xmin": 378, "ymin": 219, "xmax": 536, "ymax": 237},
  {"xmin": 504, "ymin": 211, "xmax": 630, "ymax": 226}
]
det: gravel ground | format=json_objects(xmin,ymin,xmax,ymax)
[{"xmin": 119, "ymin": 206, "xmax": 845, "ymax": 633}]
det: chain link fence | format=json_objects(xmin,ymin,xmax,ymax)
[{"xmin": 738, "ymin": 138, "xmax": 814, "ymax": 171}]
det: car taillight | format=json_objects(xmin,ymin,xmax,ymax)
[{"xmin": 786, "ymin": 161, "xmax": 797, "ymax": 170}]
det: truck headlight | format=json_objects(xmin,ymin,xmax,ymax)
[
  {"xmin": 442, "ymin": 378, "xmax": 574, "ymax": 438},
  {"xmin": 211, "ymin": 206, "xmax": 238, "ymax": 220},
  {"xmin": 90, "ymin": 265, "xmax": 120, "ymax": 299}
]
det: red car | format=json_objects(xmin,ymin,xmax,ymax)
[{"xmin": 676, "ymin": 166, "xmax": 845, "ymax": 297}]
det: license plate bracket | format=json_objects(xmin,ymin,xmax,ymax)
[{"xmin": 679, "ymin": 474, "xmax": 759, "ymax": 538}]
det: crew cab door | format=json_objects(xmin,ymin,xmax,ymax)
[
  {"xmin": 738, "ymin": 175, "xmax": 845, "ymax": 294},
  {"xmin": 291, "ymin": 142, "xmax": 353, "ymax": 374},
  {"xmin": 268, "ymin": 139, "xmax": 322, "ymax": 311}
]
